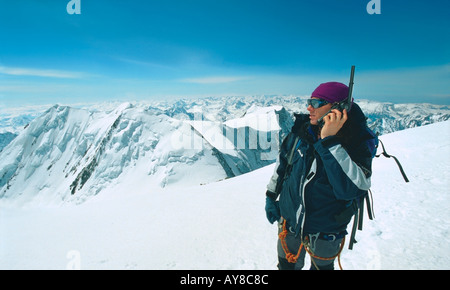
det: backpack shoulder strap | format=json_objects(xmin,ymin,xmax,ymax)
[
  {"xmin": 375, "ymin": 139, "xmax": 409, "ymax": 183},
  {"xmin": 284, "ymin": 135, "xmax": 300, "ymax": 178},
  {"xmin": 274, "ymin": 135, "xmax": 300, "ymax": 195}
]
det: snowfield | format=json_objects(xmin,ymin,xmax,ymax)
[{"xmin": 1, "ymin": 120, "xmax": 449, "ymax": 270}]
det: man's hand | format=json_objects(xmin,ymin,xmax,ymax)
[
  {"xmin": 320, "ymin": 109, "xmax": 348, "ymax": 139},
  {"xmin": 265, "ymin": 196, "xmax": 281, "ymax": 224}
]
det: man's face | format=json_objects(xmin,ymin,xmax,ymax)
[{"xmin": 307, "ymin": 98, "xmax": 333, "ymax": 125}]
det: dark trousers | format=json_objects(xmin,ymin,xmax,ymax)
[{"xmin": 277, "ymin": 225, "xmax": 343, "ymax": 270}]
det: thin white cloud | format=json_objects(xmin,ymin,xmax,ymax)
[
  {"xmin": 115, "ymin": 57, "xmax": 178, "ymax": 71},
  {"xmin": 180, "ymin": 76, "xmax": 250, "ymax": 84},
  {"xmin": 0, "ymin": 66, "xmax": 87, "ymax": 79}
]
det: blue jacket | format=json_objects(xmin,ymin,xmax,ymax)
[{"xmin": 267, "ymin": 103, "xmax": 374, "ymax": 237}]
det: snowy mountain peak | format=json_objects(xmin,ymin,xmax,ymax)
[{"xmin": 0, "ymin": 102, "xmax": 286, "ymax": 204}]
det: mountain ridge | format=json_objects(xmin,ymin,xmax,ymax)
[
  {"xmin": 0, "ymin": 102, "xmax": 286, "ymax": 204},
  {"xmin": 1, "ymin": 96, "xmax": 449, "ymax": 204}
]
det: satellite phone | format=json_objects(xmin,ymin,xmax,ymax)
[{"xmin": 317, "ymin": 65, "xmax": 355, "ymax": 127}]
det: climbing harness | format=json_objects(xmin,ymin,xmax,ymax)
[{"xmin": 278, "ymin": 219, "xmax": 346, "ymax": 270}]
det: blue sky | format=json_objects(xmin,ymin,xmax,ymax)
[{"xmin": 0, "ymin": 0, "xmax": 449, "ymax": 108}]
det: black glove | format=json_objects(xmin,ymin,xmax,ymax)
[{"xmin": 265, "ymin": 195, "xmax": 280, "ymax": 224}]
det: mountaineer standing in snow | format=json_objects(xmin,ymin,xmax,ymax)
[{"xmin": 265, "ymin": 82, "xmax": 374, "ymax": 270}]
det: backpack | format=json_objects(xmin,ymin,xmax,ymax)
[{"xmin": 347, "ymin": 126, "xmax": 409, "ymax": 250}]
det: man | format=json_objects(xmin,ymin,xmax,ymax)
[{"xmin": 265, "ymin": 82, "xmax": 374, "ymax": 270}]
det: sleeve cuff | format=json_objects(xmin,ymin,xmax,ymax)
[
  {"xmin": 266, "ymin": 190, "xmax": 278, "ymax": 200},
  {"xmin": 315, "ymin": 135, "xmax": 340, "ymax": 149}
]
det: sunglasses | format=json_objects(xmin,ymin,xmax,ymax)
[{"xmin": 307, "ymin": 99, "xmax": 329, "ymax": 109}]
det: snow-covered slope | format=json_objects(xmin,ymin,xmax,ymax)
[
  {"xmin": 1, "ymin": 121, "xmax": 449, "ymax": 270},
  {"xmin": 0, "ymin": 102, "xmax": 289, "ymax": 205}
]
